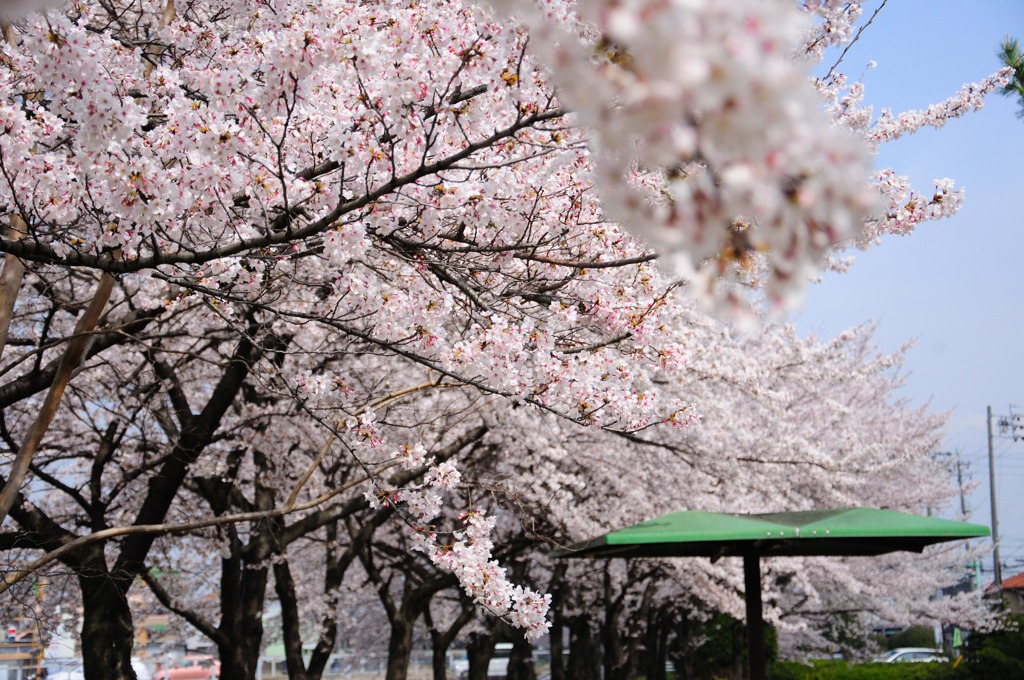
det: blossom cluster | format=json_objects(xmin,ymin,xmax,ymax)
[
  {"xmin": 800, "ymin": 0, "xmax": 863, "ymax": 60},
  {"xmin": 366, "ymin": 451, "xmax": 552, "ymax": 640},
  {"xmin": 861, "ymin": 173, "xmax": 964, "ymax": 244},
  {"xmin": 419, "ymin": 511, "xmax": 552, "ymax": 640},
  {"xmin": 867, "ymin": 70, "xmax": 1013, "ymax": 147},
  {"xmin": 817, "ymin": 62, "xmax": 1011, "ymax": 246},
  {"xmin": 489, "ymin": 0, "xmax": 878, "ymax": 314}
]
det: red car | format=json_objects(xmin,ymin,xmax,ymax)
[{"xmin": 153, "ymin": 655, "xmax": 220, "ymax": 680}]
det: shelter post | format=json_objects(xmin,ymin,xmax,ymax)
[{"xmin": 743, "ymin": 554, "xmax": 766, "ymax": 680}]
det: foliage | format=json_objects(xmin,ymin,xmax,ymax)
[
  {"xmin": 998, "ymin": 36, "xmax": 1024, "ymax": 118},
  {"xmin": 674, "ymin": 612, "xmax": 777, "ymax": 680},
  {"xmin": 771, "ymin": 659, "xmax": 959, "ymax": 680},
  {"xmin": 883, "ymin": 626, "xmax": 939, "ymax": 651},
  {"xmin": 819, "ymin": 612, "xmax": 871, "ymax": 658},
  {"xmin": 957, "ymin": 614, "xmax": 1024, "ymax": 679},
  {"xmin": 779, "ymin": 615, "xmax": 1024, "ymax": 680}
]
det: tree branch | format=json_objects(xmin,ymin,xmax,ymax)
[{"xmin": 0, "ymin": 265, "xmax": 118, "ymax": 525}]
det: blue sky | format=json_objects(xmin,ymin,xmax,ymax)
[{"xmin": 791, "ymin": 1, "xmax": 1024, "ymax": 582}]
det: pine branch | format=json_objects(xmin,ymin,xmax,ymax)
[{"xmin": 998, "ymin": 35, "xmax": 1024, "ymax": 118}]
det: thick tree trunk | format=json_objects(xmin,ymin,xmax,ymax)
[
  {"xmin": 601, "ymin": 584, "xmax": 626, "ymax": 680},
  {"xmin": 427, "ymin": 600, "xmax": 474, "ymax": 680},
  {"xmin": 549, "ymin": 602, "xmax": 566, "ymax": 680},
  {"xmin": 432, "ymin": 646, "xmax": 448, "ymax": 680},
  {"xmin": 5, "ymin": 497, "xmax": 137, "ymax": 680},
  {"xmin": 202, "ymin": 447, "xmax": 274, "ymax": 680},
  {"xmin": 360, "ymin": 535, "xmax": 459, "ymax": 680},
  {"xmin": 215, "ymin": 563, "xmax": 267, "ymax": 680},
  {"xmin": 385, "ymin": 614, "xmax": 416, "ymax": 680},
  {"xmin": 218, "ymin": 636, "xmax": 263, "ymax": 680},
  {"xmin": 79, "ymin": 560, "xmax": 136, "ymax": 680},
  {"xmin": 566, "ymin": 616, "xmax": 600, "ymax": 680},
  {"xmin": 213, "ymin": 563, "xmax": 269, "ymax": 680},
  {"xmin": 644, "ymin": 610, "xmax": 668, "ymax": 680},
  {"xmin": 619, "ymin": 584, "xmax": 654, "ymax": 680},
  {"xmin": 274, "ymin": 559, "xmax": 313, "ymax": 680},
  {"xmin": 507, "ymin": 637, "xmax": 535, "ymax": 680},
  {"xmin": 302, "ymin": 521, "xmax": 345, "ymax": 680},
  {"xmin": 466, "ymin": 632, "xmax": 495, "ymax": 680},
  {"xmin": 546, "ymin": 563, "xmax": 568, "ymax": 680}
]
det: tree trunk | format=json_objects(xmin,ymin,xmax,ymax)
[
  {"xmin": 549, "ymin": 603, "xmax": 566, "ymax": 680},
  {"xmin": 466, "ymin": 632, "xmax": 495, "ymax": 680},
  {"xmin": 385, "ymin": 613, "xmax": 416, "ymax": 680},
  {"xmin": 218, "ymin": 637, "xmax": 263, "ymax": 680},
  {"xmin": 643, "ymin": 609, "xmax": 668, "ymax": 680},
  {"xmin": 214, "ymin": 552, "xmax": 268, "ymax": 680},
  {"xmin": 359, "ymin": 531, "xmax": 459, "ymax": 680},
  {"xmin": 619, "ymin": 582, "xmax": 655, "ymax": 680},
  {"xmin": 426, "ymin": 599, "xmax": 474, "ymax": 680},
  {"xmin": 79, "ymin": 556, "xmax": 136, "ymax": 680},
  {"xmin": 302, "ymin": 522, "xmax": 344, "ymax": 680},
  {"xmin": 731, "ymin": 618, "xmax": 744, "ymax": 680},
  {"xmin": 601, "ymin": 568, "xmax": 626, "ymax": 680},
  {"xmin": 274, "ymin": 558, "xmax": 313, "ymax": 680},
  {"xmin": 206, "ymin": 448, "xmax": 275, "ymax": 680},
  {"xmin": 566, "ymin": 616, "xmax": 600, "ymax": 680},
  {"xmin": 432, "ymin": 646, "xmax": 448, "ymax": 680},
  {"xmin": 507, "ymin": 637, "xmax": 535, "ymax": 680},
  {"xmin": 547, "ymin": 564, "xmax": 567, "ymax": 680}
]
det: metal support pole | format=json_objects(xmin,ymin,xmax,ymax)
[
  {"xmin": 743, "ymin": 555, "xmax": 766, "ymax": 680},
  {"xmin": 956, "ymin": 456, "xmax": 967, "ymax": 518},
  {"xmin": 987, "ymin": 405, "xmax": 1003, "ymax": 586}
]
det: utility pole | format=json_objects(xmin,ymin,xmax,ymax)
[
  {"xmin": 945, "ymin": 452, "xmax": 980, "ymax": 589},
  {"xmin": 955, "ymin": 457, "xmax": 967, "ymax": 517},
  {"xmin": 987, "ymin": 406, "xmax": 1002, "ymax": 587},
  {"xmin": 932, "ymin": 450, "xmax": 967, "ymax": 518},
  {"xmin": 986, "ymin": 405, "xmax": 1024, "ymax": 587}
]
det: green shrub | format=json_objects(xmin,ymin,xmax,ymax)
[
  {"xmin": 672, "ymin": 613, "xmax": 778, "ymax": 679},
  {"xmin": 771, "ymin": 659, "xmax": 960, "ymax": 680},
  {"xmin": 958, "ymin": 614, "xmax": 1024, "ymax": 679},
  {"xmin": 885, "ymin": 626, "xmax": 939, "ymax": 651}
]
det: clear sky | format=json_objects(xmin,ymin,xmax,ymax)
[{"xmin": 791, "ymin": 1, "xmax": 1024, "ymax": 582}]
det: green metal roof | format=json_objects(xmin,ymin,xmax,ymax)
[{"xmin": 556, "ymin": 508, "xmax": 990, "ymax": 559}]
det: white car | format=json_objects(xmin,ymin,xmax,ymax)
[{"xmin": 874, "ymin": 647, "xmax": 948, "ymax": 663}]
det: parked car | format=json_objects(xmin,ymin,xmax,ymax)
[
  {"xmin": 874, "ymin": 647, "xmax": 948, "ymax": 663},
  {"xmin": 153, "ymin": 655, "xmax": 220, "ymax": 679}
]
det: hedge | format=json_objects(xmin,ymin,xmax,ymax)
[{"xmin": 771, "ymin": 660, "xmax": 960, "ymax": 680}]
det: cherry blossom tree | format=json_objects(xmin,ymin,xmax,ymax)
[
  {"xmin": 490, "ymin": 321, "xmax": 991, "ymax": 671},
  {"xmin": 0, "ymin": 0, "xmax": 1010, "ymax": 679}
]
